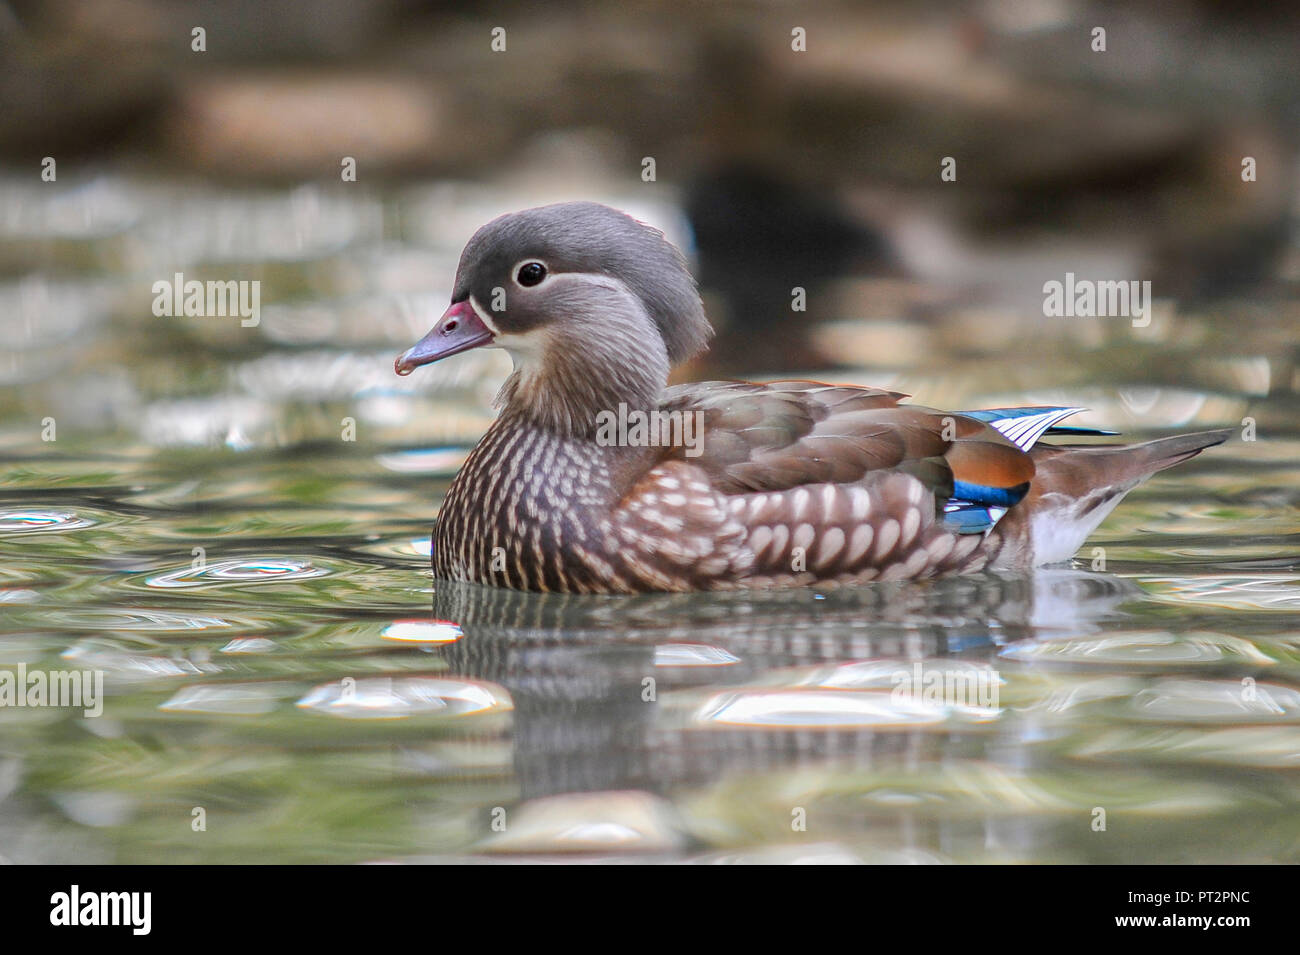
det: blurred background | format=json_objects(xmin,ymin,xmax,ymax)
[
  {"xmin": 0, "ymin": 0, "xmax": 1298, "ymax": 864},
  {"xmin": 4, "ymin": 0, "xmax": 1300, "ymax": 434}
]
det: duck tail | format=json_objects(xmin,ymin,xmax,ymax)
[{"xmin": 991, "ymin": 429, "xmax": 1232, "ymax": 569}]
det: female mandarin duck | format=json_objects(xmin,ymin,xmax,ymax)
[{"xmin": 395, "ymin": 202, "xmax": 1229, "ymax": 594}]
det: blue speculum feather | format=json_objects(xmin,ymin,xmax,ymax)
[
  {"xmin": 951, "ymin": 479, "xmax": 1030, "ymax": 507},
  {"xmin": 943, "ymin": 502, "xmax": 1003, "ymax": 534}
]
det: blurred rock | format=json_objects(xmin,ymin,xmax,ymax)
[{"xmin": 162, "ymin": 73, "xmax": 451, "ymax": 178}]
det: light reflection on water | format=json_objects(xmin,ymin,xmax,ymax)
[{"xmin": 0, "ymin": 173, "xmax": 1298, "ymax": 863}]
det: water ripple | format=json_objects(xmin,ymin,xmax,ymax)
[
  {"xmin": 1145, "ymin": 575, "xmax": 1300, "ymax": 612},
  {"xmin": 1071, "ymin": 726, "xmax": 1300, "ymax": 769},
  {"xmin": 474, "ymin": 791, "xmax": 686, "ymax": 855},
  {"xmin": 799, "ymin": 659, "xmax": 1004, "ymax": 692},
  {"xmin": 219, "ymin": 638, "xmax": 279, "ymax": 654},
  {"xmin": 50, "ymin": 608, "xmax": 237, "ymax": 631},
  {"xmin": 380, "ymin": 620, "xmax": 462, "ymax": 644},
  {"xmin": 144, "ymin": 558, "xmax": 329, "ymax": 589},
  {"xmin": 296, "ymin": 677, "xmax": 512, "ymax": 720},
  {"xmin": 653, "ymin": 644, "xmax": 740, "ymax": 667},
  {"xmin": 1127, "ymin": 679, "xmax": 1300, "ymax": 723},
  {"xmin": 61, "ymin": 639, "xmax": 223, "ymax": 685},
  {"xmin": 160, "ymin": 682, "xmax": 292, "ymax": 715},
  {"xmin": 375, "ymin": 448, "xmax": 469, "ymax": 474},
  {"xmin": 1000, "ymin": 631, "xmax": 1276, "ymax": 669},
  {"xmin": 694, "ymin": 689, "xmax": 950, "ymax": 729},
  {"xmin": 0, "ymin": 510, "xmax": 94, "ymax": 535}
]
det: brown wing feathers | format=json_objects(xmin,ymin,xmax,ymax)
[
  {"xmin": 944, "ymin": 433, "xmax": 1036, "ymax": 491},
  {"xmin": 604, "ymin": 380, "xmax": 1032, "ymax": 587},
  {"xmin": 662, "ymin": 380, "xmax": 1036, "ymax": 505}
]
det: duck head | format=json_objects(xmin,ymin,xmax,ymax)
[{"xmin": 396, "ymin": 201, "xmax": 711, "ymax": 435}]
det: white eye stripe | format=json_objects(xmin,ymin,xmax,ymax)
[
  {"xmin": 505, "ymin": 262, "xmax": 630, "ymax": 291},
  {"xmin": 474, "ymin": 271, "xmax": 636, "ymax": 341},
  {"xmin": 572, "ymin": 271, "xmax": 620, "ymax": 286},
  {"xmin": 467, "ymin": 295, "xmax": 502, "ymax": 334}
]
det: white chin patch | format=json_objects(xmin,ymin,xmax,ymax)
[{"xmin": 497, "ymin": 329, "xmax": 551, "ymax": 376}]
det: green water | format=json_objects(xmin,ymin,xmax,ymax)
[{"xmin": 1, "ymin": 173, "xmax": 1298, "ymax": 863}]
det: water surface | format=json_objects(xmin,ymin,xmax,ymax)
[{"xmin": 1, "ymin": 173, "xmax": 1297, "ymax": 863}]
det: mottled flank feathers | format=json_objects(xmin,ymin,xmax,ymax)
[{"xmin": 434, "ymin": 378, "xmax": 1229, "ymax": 592}]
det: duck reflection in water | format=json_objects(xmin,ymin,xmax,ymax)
[{"xmin": 428, "ymin": 569, "xmax": 1139, "ymax": 803}]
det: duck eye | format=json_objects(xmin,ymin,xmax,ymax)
[{"xmin": 516, "ymin": 262, "xmax": 547, "ymax": 287}]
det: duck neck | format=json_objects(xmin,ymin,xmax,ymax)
[{"xmin": 495, "ymin": 323, "xmax": 671, "ymax": 441}]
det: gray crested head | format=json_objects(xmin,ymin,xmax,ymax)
[{"xmin": 452, "ymin": 201, "xmax": 712, "ymax": 366}]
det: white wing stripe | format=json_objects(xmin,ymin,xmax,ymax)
[{"xmin": 987, "ymin": 407, "xmax": 1086, "ymax": 451}]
